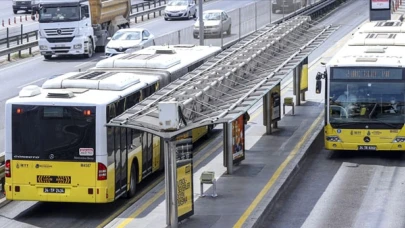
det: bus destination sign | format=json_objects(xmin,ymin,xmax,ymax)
[{"xmin": 332, "ymin": 68, "xmax": 403, "ymax": 80}]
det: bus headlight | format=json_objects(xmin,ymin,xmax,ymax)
[
  {"xmin": 393, "ymin": 137, "xmax": 405, "ymax": 142},
  {"xmin": 326, "ymin": 136, "xmax": 341, "ymax": 142}
]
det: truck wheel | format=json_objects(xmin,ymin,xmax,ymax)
[
  {"xmin": 44, "ymin": 55, "xmax": 52, "ymax": 60},
  {"xmin": 13, "ymin": 10, "xmax": 18, "ymax": 14},
  {"xmin": 85, "ymin": 39, "xmax": 93, "ymax": 58},
  {"xmin": 193, "ymin": 10, "xmax": 197, "ymax": 18}
]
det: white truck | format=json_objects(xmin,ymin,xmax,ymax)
[{"xmin": 34, "ymin": 0, "xmax": 131, "ymax": 60}]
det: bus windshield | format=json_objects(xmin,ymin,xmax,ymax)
[
  {"xmin": 39, "ymin": 6, "xmax": 80, "ymax": 22},
  {"xmin": 11, "ymin": 105, "xmax": 96, "ymax": 161},
  {"xmin": 329, "ymin": 75, "xmax": 405, "ymax": 129}
]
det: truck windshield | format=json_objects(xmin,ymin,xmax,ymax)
[
  {"xmin": 11, "ymin": 105, "xmax": 96, "ymax": 162},
  {"xmin": 39, "ymin": 6, "xmax": 80, "ymax": 22},
  {"xmin": 329, "ymin": 68, "xmax": 405, "ymax": 129}
]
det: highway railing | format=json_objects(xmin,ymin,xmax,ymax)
[{"xmin": 0, "ymin": 25, "xmax": 38, "ymax": 60}]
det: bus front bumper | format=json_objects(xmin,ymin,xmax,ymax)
[{"xmin": 325, "ymin": 141, "xmax": 405, "ymax": 151}]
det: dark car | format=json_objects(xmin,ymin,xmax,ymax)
[{"xmin": 272, "ymin": 0, "xmax": 306, "ymax": 14}]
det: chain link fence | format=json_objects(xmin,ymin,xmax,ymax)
[{"xmin": 153, "ymin": 0, "xmax": 322, "ymax": 48}]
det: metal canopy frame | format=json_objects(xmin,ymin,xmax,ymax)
[{"xmin": 107, "ymin": 16, "xmax": 339, "ymax": 139}]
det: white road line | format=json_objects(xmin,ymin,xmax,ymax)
[
  {"xmin": 74, "ymin": 59, "xmax": 100, "ymax": 68},
  {"xmin": 17, "ymin": 77, "xmax": 46, "ymax": 88}
]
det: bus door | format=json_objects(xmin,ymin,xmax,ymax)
[
  {"xmin": 141, "ymin": 132, "xmax": 153, "ymax": 178},
  {"xmin": 114, "ymin": 127, "xmax": 127, "ymax": 198}
]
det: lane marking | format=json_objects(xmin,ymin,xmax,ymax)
[
  {"xmin": 17, "ymin": 77, "xmax": 46, "ymax": 89},
  {"xmin": 233, "ymin": 110, "xmax": 324, "ymax": 228}
]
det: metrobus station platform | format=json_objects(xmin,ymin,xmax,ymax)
[{"xmin": 105, "ymin": 62, "xmax": 326, "ymax": 228}]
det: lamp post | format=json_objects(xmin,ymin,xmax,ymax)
[{"xmin": 198, "ymin": 0, "xmax": 204, "ymax": 45}]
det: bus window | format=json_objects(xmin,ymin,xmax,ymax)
[
  {"xmin": 126, "ymin": 92, "xmax": 141, "ymax": 110},
  {"xmin": 107, "ymin": 127, "xmax": 114, "ymax": 165},
  {"xmin": 107, "ymin": 103, "xmax": 116, "ymax": 122},
  {"xmin": 143, "ymin": 87, "xmax": 151, "ymax": 98},
  {"xmin": 116, "ymin": 99, "xmax": 126, "ymax": 116}
]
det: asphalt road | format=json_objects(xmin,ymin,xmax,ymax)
[{"xmin": 0, "ymin": 0, "xmax": 294, "ymax": 152}]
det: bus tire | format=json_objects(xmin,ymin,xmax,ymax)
[{"xmin": 125, "ymin": 163, "xmax": 137, "ymax": 198}]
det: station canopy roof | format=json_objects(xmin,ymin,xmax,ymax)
[{"xmin": 107, "ymin": 16, "xmax": 339, "ymax": 139}]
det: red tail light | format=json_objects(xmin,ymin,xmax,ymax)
[
  {"xmin": 97, "ymin": 163, "xmax": 107, "ymax": 180},
  {"xmin": 5, "ymin": 160, "xmax": 11, "ymax": 178}
]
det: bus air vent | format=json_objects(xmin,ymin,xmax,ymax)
[
  {"xmin": 47, "ymin": 90, "xmax": 75, "ymax": 98},
  {"xmin": 365, "ymin": 47, "xmax": 386, "ymax": 53},
  {"xmin": 155, "ymin": 49, "xmax": 177, "ymax": 54},
  {"xmin": 19, "ymin": 85, "xmax": 41, "ymax": 97},
  {"xmin": 76, "ymin": 71, "xmax": 106, "ymax": 80},
  {"xmin": 383, "ymin": 22, "xmax": 395, "ymax": 26},
  {"xmin": 356, "ymin": 57, "xmax": 378, "ymax": 62},
  {"xmin": 173, "ymin": 44, "xmax": 196, "ymax": 48}
]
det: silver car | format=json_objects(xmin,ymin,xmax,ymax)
[
  {"xmin": 105, "ymin": 28, "xmax": 155, "ymax": 57},
  {"xmin": 164, "ymin": 0, "xmax": 197, "ymax": 20},
  {"xmin": 193, "ymin": 10, "xmax": 232, "ymax": 38}
]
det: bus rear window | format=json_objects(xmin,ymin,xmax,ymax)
[{"xmin": 11, "ymin": 105, "xmax": 96, "ymax": 161}]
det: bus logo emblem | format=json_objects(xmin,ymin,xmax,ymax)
[
  {"xmin": 364, "ymin": 136, "xmax": 371, "ymax": 143},
  {"xmin": 36, "ymin": 164, "xmax": 39, "ymax": 169},
  {"xmin": 49, "ymin": 154, "xmax": 54, "ymax": 159}
]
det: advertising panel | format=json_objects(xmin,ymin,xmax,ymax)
[
  {"xmin": 177, "ymin": 159, "xmax": 194, "ymax": 221},
  {"xmin": 300, "ymin": 58, "xmax": 309, "ymax": 92},
  {"xmin": 271, "ymin": 84, "xmax": 281, "ymax": 122},
  {"xmin": 371, "ymin": 0, "xmax": 390, "ymax": 9},
  {"xmin": 232, "ymin": 115, "xmax": 245, "ymax": 164}
]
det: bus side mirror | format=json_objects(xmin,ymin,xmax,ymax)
[{"xmin": 315, "ymin": 80, "xmax": 322, "ymax": 94}]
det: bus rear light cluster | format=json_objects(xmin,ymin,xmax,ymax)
[
  {"xmin": 97, "ymin": 163, "xmax": 107, "ymax": 180},
  {"xmin": 326, "ymin": 136, "xmax": 341, "ymax": 142},
  {"xmin": 393, "ymin": 137, "xmax": 405, "ymax": 143},
  {"xmin": 5, "ymin": 160, "xmax": 11, "ymax": 178}
]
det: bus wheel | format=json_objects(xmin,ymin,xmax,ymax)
[{"xmin": 126, "ymin": 164, "xmax": 137, "ymax": 198}]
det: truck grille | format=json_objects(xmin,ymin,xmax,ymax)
[
  {"xmin": 51, "ymin": 47, "xmax": 71, "ymax": 53},
  {"xmin": 16, "ymin": 1, "xmax": 31, "ymax": 6},
  {"xmin": 46, "ymin": 37, "xmax": 75, "ymax": 43},
  {"xmin": 44, "ymin": 28, "xmax": 75, "ymax": 36}
]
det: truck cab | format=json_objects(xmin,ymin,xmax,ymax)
[{"xmin": 35, "ymin": 0, "xmax": 130, "ymax": 60}]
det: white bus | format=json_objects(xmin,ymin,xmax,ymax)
[
  {"xmin": 4, "ymin": 45, "xmax": 221, "ymax": 203},
  {"xmin": 356, "ymin": 20, "xmax": 405, "ymax": 34}
]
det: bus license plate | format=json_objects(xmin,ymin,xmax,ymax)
[
  {"xmin": 358, "ymin": 145, "xmax": 376, "ymax": 150},
  {"xmin": 43, "ymin": 187, "xmax": 65, "ymax": 193}
]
